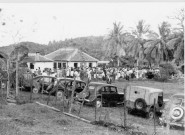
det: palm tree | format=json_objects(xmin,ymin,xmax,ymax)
[
  {"xmin": 103, "ymin": 22, "xmax": 126, "ymax": 66},
  {"xmin": 127, "ymin": 20, "xmax": 150, "ymax": 67},
  {"xmin": 167, "ymin": 8, "xmax": 184, "ymax": 66},
  {"xmin": 144, "ymin": 21, "xmax": 171, "ymax": 67},
  {"xmin": 167, "ymin": 32, "xmax": 184, "ymax": 65}
]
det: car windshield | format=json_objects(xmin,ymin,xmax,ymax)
[
  {"xmin": 89, "ymin": 85, "xmax": 95, "ymax": 90},
  {"xmin": 172, "ymin": 98, "xmax": 183, "ymax": 105}
]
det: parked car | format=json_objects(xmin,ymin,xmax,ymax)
[
  {"xmin": 159, "ymin": 93, "xmax": 184, "ymax": 128},
  {"xmin": 126, "ymin": 86, "xmax": 164, "ymax": 119},
  {"xmin": 32, "ymin": 76, "xmax": 86, "ymax": 99},
  {"xmin": 18, "ymin": 67, "xmax": 33, "ymax": 91},
  {"xmin": 77, "ymin": 82, "xmax": 124, "ymax": 108}
]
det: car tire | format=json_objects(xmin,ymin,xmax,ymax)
[
  {"xmin": 33, "ymin": 88, "xmax": 39, "ymax": 94},
  {"xmin": 96, "ymin": 98, "xmax": 102, "ymax": 108},
  {"xmin": 170, "ymin": 107, "xmax": 184, "ymax": 121},
  {"xmin": 57, "ymin": 91, "xmax": 63, "ymax": 99},
  {"xmin": 146, "ymin": 108, "xmax": 155, "ymax": 119},
  {"xmin": 134, "ymin": 98, "xmax": 147, "ymax": 111}
]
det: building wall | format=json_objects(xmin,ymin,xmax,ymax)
[
  {"xmin": 67, "ymin": 62, "xmax": 97, "ymax": 68},
  {"xmin": 28, "ymin": 62, "xmax": 53, "ymax": 72},
  {"xmin": 28, "ymin": 61, "xmax": 98, "ymax": 72}
]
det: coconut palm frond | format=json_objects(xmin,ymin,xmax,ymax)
[
  {"xmin": 146, "ymin": 30, "xmax": 159, "ymax": 40},
  {"xmin": 167, "ymin": 37, "xmax": 180, "ymax": 50},
  {"xmin": 158, "ymin": 22, "xmax": 171, "ymax": 40}
]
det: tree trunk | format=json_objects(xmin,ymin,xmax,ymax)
[
  {"xmin": 7, "ymin": 59, "xmax": 10, "ymax": 98},
  {"xmin": 136, "ymin": 59, "xmax": 139, "ymax": 78},
  {"xmin": 117, "ymin": 57, "xmax": 120, "ymax": 67},
  {"xmin": 15, "ymin": 60, "xmax": 19, "ymax": 98}
]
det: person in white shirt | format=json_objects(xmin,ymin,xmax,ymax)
[
  {"xmin": 70, "ymin": 68, "xmax": 74, "ymax": 78},
  {"xmin": 42, "ymin": 71, "xmax": 47, "ymax": 76}
]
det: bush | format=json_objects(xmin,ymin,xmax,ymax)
[
  {"xmin": 154, "ymin": 63, "xmax": 177, "ymax": 82},
  {"xmin": 159, "ymin": 63, "xmax": 177, "ymax": 76}
]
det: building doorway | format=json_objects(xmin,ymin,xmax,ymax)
[{"xmin": 74, "ymin": 63, "xmax": 78, "ymax": 68}]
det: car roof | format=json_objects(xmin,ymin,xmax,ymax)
[
  {"xmin": 89, "ymin": 82, "xmax": 116, "ymax": 87},
  {"xmin": 57, "ymin": 77, "xmax": 85, "ymax": 82},
  {"xmin": 131, "ymin": 86, "xmax": 163, "ymax": 93},
  {"xmin": 171, "ymin": 93, "xmax": 184, "ymax": 99},
  {"xmin": 33, "ymin": 75, "xmax": 56, "ymax": 79}
]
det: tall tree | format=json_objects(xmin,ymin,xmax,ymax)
[
  {"xmin": 127, "ymin": 20, "xmax": 150, "ymax": 67},
  {"xmin": 103, "ymin": 22, "xmax": 126, "ymax": 66},
  {"xmin": 144, "ymin": 21, "xmax": 171, "ymax": 66},
  {"xmin": 167, "ymin": 8, "xmax": 184, "ymax": 65}
]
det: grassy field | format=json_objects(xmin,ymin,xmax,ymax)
[{"xmin": 0, "ymin": 79, "xmax": 184, "ymax": 135}]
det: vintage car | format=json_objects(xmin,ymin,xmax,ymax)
[
  {"xmin": 159, "ymin": 93, "xmax": 184, "ymax": 128},
  {"xmin": 32, "ymin": 76, "xmax": 86, "ymax": 99},
  {"xmin": 77, "ymin": 82, "xmax": 124, "ymax": 108},
  {"xmin": 126, "ymin": 86, "xmax": 164, "ymax": 119},
  {"xmin": 18, "ymin": 67, "xmax": 33, "ymax": 90}
]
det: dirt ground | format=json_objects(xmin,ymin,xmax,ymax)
[{"xmin": 0, "ymin": 79, "xmax": 184, "ymax": 135}]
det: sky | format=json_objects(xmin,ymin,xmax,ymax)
[{"xmin": 0, "ymin": 2, "xmax": 184, "ymax": 46}]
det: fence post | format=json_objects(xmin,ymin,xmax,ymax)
[
  {"xmin": 6, "ymin": 59, "xmax": 9, "ymax": 99},
  {"xmin": 69, "ymin": 77, "xmax": 76, "ymax": 114},
  {"xmin": 99, "ymin": 94, "xmax": 103, "ymax": 121},
  {"xmin": 153, "ymin": 98, "xmax": 156, "ymax": 135},
  {"xmin": 123, "ymin": 83, "xmax": 129, "ymax": 128},
  {"xmin": 15, "ymin": 60, "xmax": 19, "ymax": 99},
  {"xmin": 30, "ymin": 74, "xmax": 33, "ymax": 102},
  {"xmin": 95, "ymin": 87, "xmax": 97, "ymax": 121},
  {"xmin": 55, "ymin": 82, "xmax": 59, "ymax": 105},
  {"xmin": 0, "ymin": 80, "xmax": 2, "ymax": 99}
]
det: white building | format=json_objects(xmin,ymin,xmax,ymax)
[
  {"xmin": 24, "ymin": 52, "xmax": 54, "ymax": 72},
  {"xmin": 45, "ymin": 48, "xmax": 99, "ymax": 69}
]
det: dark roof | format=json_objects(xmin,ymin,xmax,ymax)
[
  {"xmin": 22, "ymin": 53, "xmax": 53, "ymax": 62},
  {"xmin": 89, "ymin": 82, "xmax": 116, "ymax": 87},
  {"xmin": 45, "ymin": 48, "xmax": 99, "ymax": 62}
]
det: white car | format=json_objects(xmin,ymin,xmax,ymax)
[{"xmin": 159, "ymin": 93, "xmax": 184, "ymax": 128}]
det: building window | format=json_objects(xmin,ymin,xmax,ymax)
[
  {"xmin": 74, "ymin": 63, "xmax": 78, "ymax": 68},
  {"xmin": 54, "ymin": 62, "xmax": 57, "ymax": 69},
  {"xmin": 63, "ymin": 63, "xmax": 66, "ymax": 68},
  {"xmin": 58, "ymin": 62, "xmax": 61, "ymax": 69},
  {"xmin": 30, "ymin": 63, "xmax": 34, "ymax": 69},
  {"xmin": 89, "ymin": 63, "xmax": 92, "ymax": 68}
]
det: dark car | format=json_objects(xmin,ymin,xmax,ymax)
[
  {"xmin": 32, "ymin": 76, "xmax": 86, "ymax": 99},
  {"xmin": 77, "ymin": 82, "xmax": 124, "ymax": 108}
]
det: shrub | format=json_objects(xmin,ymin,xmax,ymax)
[
  {"xmin": 154, "ymin": 63, "xmax": 177, "ymax": 82},
  {"xmin": 159, "ymin": 63, "xmax": 177, "ymax": 76}
]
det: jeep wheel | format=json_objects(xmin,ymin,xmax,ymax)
[
  {"xmin": 135, "ymin": 99, "xmax": 146, "ymax": 110},
  {"xmin": 57, "ymin": 91, "xmax": 63, "ymax": 99}
]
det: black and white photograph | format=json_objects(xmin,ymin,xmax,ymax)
[{"xmin": 0, "ymin": 1, "xmax": 184, "ymax": 135}]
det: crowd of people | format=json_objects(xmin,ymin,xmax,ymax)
[{"xmin": 32, "ymin": 66, "xmax": 162, "ymax": 83}]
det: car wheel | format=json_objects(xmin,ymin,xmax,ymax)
[
  {"xmin": 57, "ymin": 91, "xmax": 63, "ymax": 99},
  {"xmin": 147, "ymin": 109, "xmax": 155, "ymax": 119},
  {"xmin": 170, "ymin": 107, "xmax": 184, "ymax": 121},
  {"xmin": 33, "ymin": 88, "xmax": 39, "ymax": 94},
  {"xmin": 96, "ymin": 99, "xmax": 102, "ymax": 108},
  {"xmin": 135, "ymin": 99, "xmax": 146, "ymax": 110}
]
